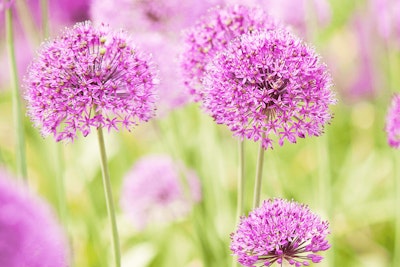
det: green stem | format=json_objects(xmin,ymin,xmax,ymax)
[
  {"xmin": 14, "ymin": 0, "xmax": 40, "ymax": 46},
  {"xmin": 394, "ymin": 151, "xmax": 400, "ymax": 266},
  {"xmin": 317, "ymin": 133, "xmax": 333, "ymax": 266},
  {"xmin": 232, "ymin": 140, "xmax": 245, "ymax": 267},
  {"xmin": 236, "ymin": 140, "xmax": 245, "ymax": 220},
  {"xmin": 55, "ymin": 144, "xmax": 67, "ymax": 222},
  {"xmin": 252, "ymin": 142, "xmax": 265, "ymax": 209},
  {"xmin": 40, "ymin": 0, "xmax": 49, "ymax": 38},
  {"xmin": 96, "ymin": 126, "xmax": 121, "ymax": 267},
  {"xmin": 5, "ymin": 3, "xmax": 28, "ymax": 180}
]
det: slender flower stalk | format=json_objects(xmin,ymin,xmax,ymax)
[
  {"xmin": 253, "ymin": 141, "xmax": 265, "ymax": 209},
  {"xmin": 385, "ymin": 94, "xmax": 400, "ymax": 266},
  {"xmin": 316, "ymin": 132, "xmax": 333, "ymax": 266},
  {"xmin": 236, "ymin": 140, "xmax": 245, "ymax": 219},
  {"xmin": 394, "ymin": 150, "xmax": 400, "ymax": 267},
  {"xmin": 54, "ymin": 144, "xmax": 67, "ymax": 223},
  {"xmin": 5, "ymin": 2, "xmax": 27, "ymax": 180},
  {"xmin": 40, "ymin": 0, "xmax": 49, "ymax": 38},
  {"xmin": 233, "ymin": 140, "xmax": 245, "ymax": 267},
  {"xmin": 38, "ymin": 0, "xmax": 68, "ymax": 229},
  {"xmin": 97, "ymin": 125, "xmax": 121, "ymax": 267}
]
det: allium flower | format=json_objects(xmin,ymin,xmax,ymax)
[
  {"xmin": 24, "ymin": 21, "xmax": 157, "ymax": 142},
  {"xmin": 202, "ymin": 29, "xmax": 336, "ymax": 149},
  {"xmin": 230, "ymin": 198, "xmax": 330, "ymax": 267},
  {"xmin": 0, "ymin": 170, "xmax": 68, "ymax": 267},
  {"xmin": 120, "ymin": 155, "xmax": 201, "ymax": 230},
  {"xmin": 181, "ymin": 4, "xmax": 278, "ymax": 101},
  {"xmin": 385, "ymin": 94, "xmax": 400, "ymax": 148}
]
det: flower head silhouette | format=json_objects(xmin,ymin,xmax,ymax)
[
  {"xmin": 203, "ymin": 29, "xmax": 336, "ymax": 149},
  {"xmin": 120, "ymin": 155, "xmax": 201, "ymax": 229},
  {"xmin": 25, "ymin": 21, "xmax": 157, "ymax": 141},
  {"xmin": 0, "ymin": 170, "xmax": 68, "ymax": 267},
  {"xmin": 230, "ymin": 198, "xmax": 330, "ymax": 266}
]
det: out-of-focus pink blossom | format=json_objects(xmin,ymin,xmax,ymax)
[
  {"xmin": 244, "ymin": 0, "xmax": 331, "ymax": 35},
  {"xmin": 0, "ymin": 169, "xmax": 68, "ymax": 267},
  {"xmin": 369, "ymin": 0, "xmax": 400, "ymax": 44},
  {"xmin": 135, "ymin": 32, "xmax": 191, "ymax": 116},
  {"xmin": 120, "ymin": 155, "xmax": 202, "ymax": 230}
]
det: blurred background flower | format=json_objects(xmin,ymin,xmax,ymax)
[
  {"xmin": 0, "ymin": 169, "xmax": 68, "ymax": 267},
  {"xmin": 0, "ymin": 0, "xmax": 91, "ymax": 87},
  {"xmin": 120, "ymin": 154, "xmax": 201, "ymax": 230}
]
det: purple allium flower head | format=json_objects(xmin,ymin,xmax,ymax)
[
  {"xmin": 120, "ymin": 155, "xmax": 201, "ymax": 230},
  {"xmin": 0, "ymin": 170, "xmax": 68, "ymax": 267},
  {"xmin": 24, "ymin": 21, "xmax": 157, "ymax": 142},
  {"xmin": 230, "ymin": 198, "xmax": 330, "ymax": 267},
  {"xmin": 385, "ymin": 94, "xmax": 400, "ymax": 148},
  {"xmin": 181, "ymin": 4, "xmax": 278, "ymax": 101},
  {"xmin": 202, "ymin": 29, "xmax": 336, "ymax": 149}
]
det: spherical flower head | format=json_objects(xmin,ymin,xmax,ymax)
[
  {"xmin": 24, "ymin": 21, "xmax": 157, "ymax": 142},
  {"xmin": 230, "ymin": 198, "xmax": 330, "ymax": 267},
  {"xmin": 202, "ymin": 29, "xmax": 336, "ymax": 149},
  {"xmin": 120, "ymin": 155, "xmax": 202, "ymax": 230},
  {"xmin": 385, "ymin": 94, "xmax": 400, "ymax": 148},
  {"xmin": 0, "ymin": 170, "xmax": 68, "ymax": 267},
  {"xmin": 181, "ymin": 4, "xmax": 278, "ymax": 101}
]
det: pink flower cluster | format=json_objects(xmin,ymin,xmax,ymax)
[
  {"xmin": 24, "ymin": 21, "xmax": 157, "ymax": 142},
  {"xmin": 0, "ymin": 170, "xmax": 68, "ymax": 267},
  {"xmin": 230, "ymin": 198, "xmax": 330, "ymax": 267},
  {"xmin": 202, "ymin": 29, "xmax": 335, "ymax": 149}
]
